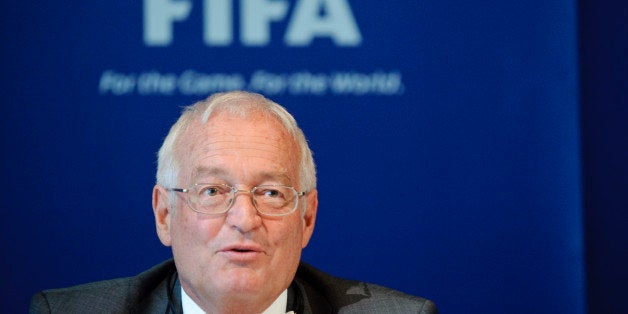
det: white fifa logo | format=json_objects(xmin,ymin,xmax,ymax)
[{"xmin": 143, "ymin": 0, "xmax": 362, "ymax": 46}]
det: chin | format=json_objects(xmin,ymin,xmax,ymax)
[{"xmin": 221, "ymin": 268, "xmax": 267, "ymax": 292}]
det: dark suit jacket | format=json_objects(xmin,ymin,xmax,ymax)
[{"xmin": 30, "ymin": 259, "xmax": 437, "ymax": 313}]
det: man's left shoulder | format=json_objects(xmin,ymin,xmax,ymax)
[{"xmin": 295, "ymin": 262, "xmax": 437, "ymax": 313}]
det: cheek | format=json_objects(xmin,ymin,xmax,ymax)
[
  {"xmin": 270, "ymin": 218, "xmax": 304, "ymax": 252},
  {"xmin": 171, "ymin": 210, "xmax": 222, "ymax": 248},
  {"xmin": 170, "ymin": 213, "xmax": 194, "ymax": 258}
]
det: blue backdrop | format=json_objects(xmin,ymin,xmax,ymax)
[{"xmin": 1, "ymin": 1, "xmax": 600, "ymax": 313}]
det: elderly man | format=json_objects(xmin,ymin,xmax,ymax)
[{"xmin": 30, "ymin": 91, "xmax": 437, "ymax": 313}]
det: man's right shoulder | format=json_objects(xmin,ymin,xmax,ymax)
[{"xmin": 29, "ymin": 259, "xmax": 176, "ymax": 314}]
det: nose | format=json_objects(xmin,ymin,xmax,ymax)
[{"xmin": 225, "ymin": 189, "xmax": 262, "ymax": 233}]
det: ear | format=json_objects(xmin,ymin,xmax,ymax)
[
  {"xmin": 300, "ymin": 189, "xmax": 318, "ymax": 248},
  {"xmin": 152, "ymin": 185, "xmax": 173, "ymax": 247}
]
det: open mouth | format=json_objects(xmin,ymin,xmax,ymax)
[{"xmin": 232, "ymin": 248, "xmax": 254, "ymax": 253}]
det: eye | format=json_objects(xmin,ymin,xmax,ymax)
[
  {"xmin": 202, "ymin": 187, "xmax": 218, "ymax": 196},
  {"xmin": 255, "ymin": 187, "xmax": 285, "ymax": 199},
  {"xmin": 263, "ymin": 189, "xmax": 282, "ymax": 198},
  {"xmin": 197, "ymin": 185, "xmax": 229, "ymax": 197},
  {"xmin": 255, "ymin": 185, "xmax": 291, "ymax": 201}
]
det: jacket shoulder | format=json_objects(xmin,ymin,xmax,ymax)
[
  {"xmin": 30, "ymin": 259, "xmax": 176, "ymax": 314},
  {"xmin": 295, "ymin": 262, "xmax": 437, "ymax": 313}
]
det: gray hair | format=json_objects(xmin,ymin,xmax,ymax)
[{"xmin": 156, "ymin": 91, "xmax": 316, "ymax": 194}]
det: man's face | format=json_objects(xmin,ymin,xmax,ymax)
[{"xmin": 152, "ymin": 111, "xmax": 317, "ymax": 311}]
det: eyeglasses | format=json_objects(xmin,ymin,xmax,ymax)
[{"xmin": 166, "ymin": 184, "xmax": 306, "ymax": 216}]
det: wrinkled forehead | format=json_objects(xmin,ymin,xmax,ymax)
[{"xmin": 175, "ymin": 111, "xmax": 300, "ymax": 183}]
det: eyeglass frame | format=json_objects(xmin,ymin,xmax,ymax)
[{"xmin": 165, "ymin": 183, "xmax": 307, "ymax": 217}]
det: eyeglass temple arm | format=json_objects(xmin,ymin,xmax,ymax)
[{"xmin": 166, "ymin": 188, "xmax": 188, "ymax": 193}]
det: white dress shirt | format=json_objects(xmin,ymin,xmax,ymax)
[{"xmin": 181, "ymin": 287, "xmax": 290, "ymax": 314}]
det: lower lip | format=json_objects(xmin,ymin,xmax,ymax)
[{"xmin": 220, "ymin": 250, "xmax": 262, "ymax": 262}]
